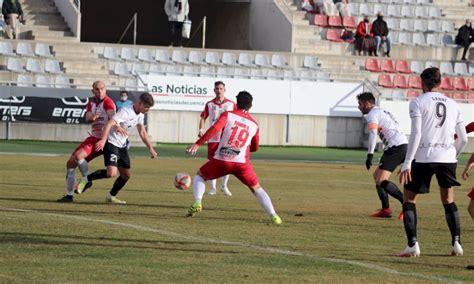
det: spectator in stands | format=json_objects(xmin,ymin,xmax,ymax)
[
  {"xmin": 372, "ymin": 12, "xmax": 391, "ymax": 57},
  {"xmin": 314, "ymin": 0, "xmax": 338, "ymax": 16},
  {"xmin": 333, "ymin": 0, "xmax": 350, "ymax": 17},
  {"xmin": 356, "ymin": 16, "xmax": 376, "ymax": 56},
  {"xmin": 164, "ymin": 0, "xmax": 189, "ymax": 47},
  {"xmin": 302, "ymin": 0, "xmax": 317, "ymax": 13},
  {"xmin": 115, "ymin": 91, "xmax": 133, "ymax": 111},
  {"xmin": 2, "ymin": 0, "xmax": 24, "ymax": 40},
  {"xmin": 455, "ymin": 19, "xmax": 474, "ymax": 61}
]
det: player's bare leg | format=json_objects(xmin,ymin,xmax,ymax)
[
  {"xmin": 250, "ymin": 183, "xmax": 282, "ymax": 225},
  {"xmin": 221, "ymin": 175, "xmax": 232, "ymax": 196},
  {"xmin": 440, "ymin": 187, "xmax": 463, "ymax": 256},
  {"xmin": 208, "ymin": 179, "xmax": 217, "ymax": 195}
]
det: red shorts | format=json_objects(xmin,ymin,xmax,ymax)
[
  {"xmin": 72, "ymin": 136, "xmax": 103, "ymax": 162},
  {"xmin": 199, "ymin": 159, "xmax": 259, "ymax": 188},
  {"xmin": 207, "ymin": 142, "xmax": 219, "ymax": 160},
  {"xmin": 468, "ymin": 187, "xmax": 474, "ymax": 199}
]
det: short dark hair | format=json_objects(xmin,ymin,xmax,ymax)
[
  {"xmin": 139, "ymin": 92, "xmax": 154, "ymax": 107},
  {"xmin": 236, "ymin": 91, "xmax": 253, "ymax": 110},
  {"xmin": 420, "ymin": 67, "xmax": 441, "ymax": 91},
  {"xmin": 120, "ymin": 90, "xmax": 129, "ymax": 96},
  {"xmin": 356, "ymin": 92, "xmax": 376, "ymax": 104},
  {"xmin": 214, "ymin": 81, "xmax": 225, "ymax": 87}
]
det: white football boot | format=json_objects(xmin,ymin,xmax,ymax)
[
  {"xmin": 451, "ymin": 241, "xmax": 463, "ymax": 256},
  {"xmin": 399, "ymin": 242, "xmax": 420, "ymax": 257}
]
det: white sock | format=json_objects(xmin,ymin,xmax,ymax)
[
  {"xmin": 193, "ymin": 175, "xmax": 206, "ymax": 202},
  {"xmin": 66, "ymin": 168, "xmax": 75, "ymax": 196},
  {"xmin": 221, "ymin": 175, "xmax": 229, "ymax": 189},
  {"xmin": 254, "ymin": 187, "xmax": 276, "ymax": 216},
  {"xmin": 209, "ymin": 179, "xmax": 217, "ymax": 191},
  {"xmin": 77, "ymin": 159, "xmax": 89, "ymax": 182}
]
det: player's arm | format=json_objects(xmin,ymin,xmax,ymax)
[
  {"xmin": 454, "ymin": 122, "xmax": 468, "ymax": 158},
  {"xmin": 365, "ymin": 123, "xmax": 378, "ymax": 170},
  {"xmin": 198, "ymin": 117, "xmax": 206, "ymax": 137},
  {"xmin": 186, "ymin": 113, "xmax": 228, "ymax": 155},
  {"xmin": 137, "ymin": 124, "xmax": 157, "ymax": 159},
  {"xmin": 462, "ymin": 153, "xmax": 474, "ymax": 181},
  {"xmin": 95, "ymin": 118, "xmax": 118, "ymax": 151},
  {"xmin": 399, "ymin": 115, "xmax": 422, "ymax": 185},
  {"xmin": 250, "ymin": 129, "xmax": 260, "ymax": 152}
]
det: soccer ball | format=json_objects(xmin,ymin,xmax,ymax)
[{"xmin": 174, "ymin": 172, "xmax": 191, "ymax": 190}]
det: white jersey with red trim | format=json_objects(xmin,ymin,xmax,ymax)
[
  {"xmin": 214, "ymin": 110, "xmax": 259, "ymax": 164},
  {"xmin": 107, "ymin": 106, "xmax": 144, "ymax": 149},
  {"xmin": 87, "ymin": 96, "xmax": 115, "ymax": 138},
  {"xmin": 409, "ymin": 92, "xmax": 463, "ymax": 163},
  {"xmin": 201, "ymin": 98, "xmax": 236, "ymax": 143},
  {"xmin": 365, "ymin": 107, "xmax": 407, "ymax": 150}
]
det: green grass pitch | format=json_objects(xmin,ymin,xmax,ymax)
[{"xmin": 1, "ymin": 141, "xmax": 474, "ymax": 282}]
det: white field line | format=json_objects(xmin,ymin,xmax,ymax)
[{"xmin": 0, "ymin": 207, "xmax": 460, "ymax": 283}]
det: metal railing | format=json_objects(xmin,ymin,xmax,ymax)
[
  {"xmin": 186, "ymin": 16, "xmax": 207, "ymax": 48},
  {"xmin": 118, "ymin": 13, "xmax": 138, "ymax": 45}
]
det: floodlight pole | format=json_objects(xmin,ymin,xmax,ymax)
[{"xmin": 202, "ymin": 16, "xmax": 206, "ymax": 48}]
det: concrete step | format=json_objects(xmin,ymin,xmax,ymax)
[
  {"xmin": 54, "ymin": 52, "xmax": 99, "ymax": 60},
  {"xmin": 30, "ymin": 36, "xmax": 79, "ymax": 43},
  {"xmin": 22, "ymin": 24, "xmax": 70, "ymax": 32}
]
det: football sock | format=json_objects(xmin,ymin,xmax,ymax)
[
  {"xmin": 254, "ymin": 187, "xmax": 276, "ymax": 216},
  {"xmin": 443, "ymin": 202, "xmax": 461, "ymax": 246},
  {"xmin": 376, "ymin": 185, "xmax": 390, "ymax": 209},
  {"xmin": 193, "ymin": 175, "xmax": 206, "ymax": 202},
  {"xmin": 380, "ymin": 180, "xmax": 403, "ymax": 204},
  {"xmin": 403, "ymin": 202, "xmax": 417, "ymax": 247},
  {"xmin": 77, "ymin": 159, "xmax": 89, "ymax": 182},
  {"xmin": 210, "ymin": 179, "xmax": 217, "ymax": 190},
  {"xmin": 221, "ymin": 175, "xmax": 230, "ymax": 188},
  {"xmin": 88, "ymin": 169, "xmax": 107, "ymax": 181},
  {"xmin": 110, "ymin": 176, "xmax": 128, "ymax": 196},
  {"xmin": 66, "ymin": 168, "xmax": 75, "ymax": 196}
]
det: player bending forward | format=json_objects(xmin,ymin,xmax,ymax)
[
  {"xmin": 399, "ymin": 67, "xmax": 468, "ymax": 257},
  {"xmin": 185, "ymin": 91, "xmax": 282, "ymax": 225},
  {"xmin": 84, "ymin": 92, "xmax": 157, "ymax": 204},
  {"xmin": 57, "ymin": 81, "xmax": 115, "ymax": 202},
  {"xmin": 358, "ymin": 92, "xmax": 406, "ymax": 219}
]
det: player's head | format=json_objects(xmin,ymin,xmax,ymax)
[
  {"xmin": 420, "ymin": 67, "xmax": 441, "ymax": 92},
  {"xmin": 214, "ymin": 81, "xmax": 225, "ymax": 98},
  {"xmin": 91, "ymin": 80, "xmax": 106, "ymax": 101},
  {"xmin": 236, "ymin": 91, "xmax": 253, "ymax": 111},
  {"xmin": 135, "ymin": 92, "xmax": 155, "ymax": 114},
  {"xmin": 357, "ymin": 92, "xmax": 376, "ymax": 114},
  {"xmin": 363, "ymin": 15, "xmax": 370, "ymax": 23},
  {"xmin": 119, "ymin": 90, "xmax": 129, "ymax": 102}
]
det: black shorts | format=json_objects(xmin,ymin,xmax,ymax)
[
  {"xmin": 404, "ymin": 162, "xmax": 461, "ymax": 194},
  {"xmin": 378, "ymin": 144, "xmax": 407, "ymax": 172},
  {"xmin": 103, "ymin": 142, "xmax": 131, "ymax": 169}
]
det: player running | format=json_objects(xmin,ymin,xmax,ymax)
[
  {"xmin": 398, "ymin": 67, "xmax": 468, "ymax": 257},
  {"xmin": 357, "ymin": 92, "xmax": 406, "ymax": 219},
  {"xmin": 198, "ymin": 81, "xmax": 236, "ymax": 196},
  {"xmin": 186, "ymin": 91, "xmax": 282, "ymax": 225},
  {"xmin": 79, "ymin": 92, "xmax": 157, "ymax": 204},
  {"xmin": 57, "ymin": 81, "xmax": 115, "ymax": 203}
]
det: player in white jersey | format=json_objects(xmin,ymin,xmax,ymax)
[
  {"xmin": 399, "ymin": 67, "xmax": 468, "ymax": 257},
  {"xmin": 186, "ymin": 91, "xmax": 282, "ymax": 225},
  {"xmin": 199, "ymin": 81, "xmax": 236, "ymax": 196},
  {"xmin": 57, "ymin": 81, "xmax": 116, "ymax": 203},
  {"xmin": 82, "ymin": 93, "xmax": 158, "ymax": 204},
  {"xmin": 358, "ymin": 92, "xmax": 407, "ymax": 219}
]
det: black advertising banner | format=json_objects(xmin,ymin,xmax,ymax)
[{"xmin": 0, "ymin": 91, "xmax": 143, "ymax": 124}]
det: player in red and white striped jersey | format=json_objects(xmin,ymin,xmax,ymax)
[
  {"xmin": 186, "ymin": 91, "xmax": 282, "ymax": 225},
  {"xmin": 57, "ymin": 81, "xmax": 116, "ymax": 202},
  {"xmin": 199, "ymin": 81, "xmax": 236, "ymax": 196}
]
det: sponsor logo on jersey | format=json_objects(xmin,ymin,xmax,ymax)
[{"xmin": 218, "ymin": 147, "xmax": 240, "ymax": 160}]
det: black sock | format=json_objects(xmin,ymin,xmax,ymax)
[
  {"xmin": 376, "ymin": 185, "xmax": 390, "ymax": 209},
  {"xmin": 87, "ymin": 169, "xmax": 107, "ymax": 181},
  {"xmin": 403, "ymin": 202, "xmax": 417, "ymax": 247},
  {"xmin": 110, "ymin": 176, "xmax": 128, "ymax": 196},
  {"xmin": 380, "ymin": 180, "xmax": 403, "ymax": 204},
  {"xmin": 443, "ymin": 202, "xmax": 461, "ymax": 246}
]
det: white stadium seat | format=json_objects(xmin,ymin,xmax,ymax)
[
  {"xmin": 410, "ymin": 60, "xmax": 424, "ymax": 74},
  {"xmin": 0, "ymin": 41, "xmax": 15, "ymax": 56},
  {"xmin": 138, "ymin": 48, "xmax": 155, "ymax": 63},
  {"xmin": 189, "ymin": 50, "xmax": 207, "ymax": 65},
  {"xmin": 238, "ymin": 53, "xmax": 255, "ymax": 67},
  {"xmin": 26, "ymin": 58, "xmax": 44, "ymax": 74},
  {"xmin": 35, "ymin": 75, "xmax": 52, "ymax": 88},
  {"xmin": 440, "ymin": 62, "xmax": 456, "ymax": 76},
  {"xmin": 54, "ymin": 75, "xmax": 71, "ymax": 88},
  {"xmin": 45, "ymin": 59, "xmax": 62, "ymax": 74},
  {"xmin": 16, "ymin": 74, "xmax": 34, "ymax": 87},
  {"xmin": 271, "ymin": 54, "xmax": 289, "ymax": 68},
  {"xmin": 103, "ymin": 46, "xmax": 120, "ymax": 61},
  {"xmin": 222, "ymin": 52, "xmax": 239, "ymax": 66},
  {"xmin": 454, "ymin": 62, "xmax": 469, "ymax": 76},
  {"xmin": 34, "ymin": 43, "xmax": 53, "ymax": 58},
  {"xmin": 7, "ymin": 57, "xmax": 25, "ymax": 72},
  {"xmin": 303, "ymin": 56, "xmax": 319, "ymax": 69},
  {"xmin": 120, "ymin": 47, "xmax": 138, "ymax": 61},
  {"xmin": 205, "ymin": 51, "xmax": 223, "ymax": 66},
  {"xmin": 255, "ymin": 54, "xmax": 272, "ymax": 68},
  {"xmin": 171, "ymin": 50, "xmax": 190, "ymax": 65},
  {"xmin": 16, "ymin": 42, "xmax": 34, "ymax": 57},
  {"xmin": 113, "ymin": 62, "xmax": 131, "ymax": 76},
  {"xmin": 154, "ymin": 49, "xmax": 173, "ymax": 64}
]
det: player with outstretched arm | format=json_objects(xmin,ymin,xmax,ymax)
[{"xmin": 185, "ymin": 91, "xmax": 282, "ymax": 225}]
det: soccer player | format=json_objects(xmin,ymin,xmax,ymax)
[
  {"xmin": 357, "ymin": 92, "xmax": 406, "ymax": 219},
  {"xmin": 185, "ymin": 91, "xmax": 282, "ymax": 225},
  {"xmin": 88, "ymin": 92, "xmax": 157, "ymax": 204},
  {"xmin": 198, "ymin": 81, "xmax": 236, "ymax": 196},
  {"xmin": 57, "ymin": 80, "xmax": 115, "ymax": 203},
  {"xmin": 398, "ymin": 67, "xmax": 468, "ymax": 257}
]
